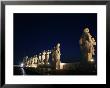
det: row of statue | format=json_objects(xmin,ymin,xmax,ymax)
[
  {"xmin": 22, "ymin": 27, "xmax": 96, "ymax": 70},
  {"xmin": 23, "ymin": 43, "xmax": 61, "ymax": 70}
]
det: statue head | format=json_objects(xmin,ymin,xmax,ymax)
[
  {"xmin": 25, "ymin": 56, "xmax": 28, "ymax": 59},
  {"xmin": 57, "ymin": 43, "xmax": 60, "ymax": 47},
  {"xmin": 53, "ymin": 46, "xmax": 56, "ymax": 50},
  {"xmin": 84, "ymin": 28, "xmax": 89, "ymax": 33}
]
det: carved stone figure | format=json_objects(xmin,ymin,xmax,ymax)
[
  {"xmin": 38, "ymin": 53, "xmax": 42, "ymax": 63},
  {"xmin": 41, "ymin": 50, "xmax": 46, "ymax": 64},
  {"xmin": 45, "ymin": 50, "xmax": 50, "ymax": 64},
  {"xmin": 52, "ymin": 43, "xmax": 61, "ymax": 70},
  {"xmin": 79, "ymin": 28, "xmax": 96, "ymax": 62}
]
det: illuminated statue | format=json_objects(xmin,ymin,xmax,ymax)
[
  {"xmin": 52, "ymin": 43, "xmax": 61, "ymax": 70},
  {"xmin": 26, "ymin": 60, "xmax": 29, "ymax": 67},
  {"xmin": 41, "ymin": 50, "xmax": 46, "ymax": 64},
  {"xmin": 55, "ymin": 43, "xmax": 61, "ymax": 69},
  {"xmin": 38, "ymin": 53, "xmax": 42, "ymax": 63},
  {"xmin": 79, "ymin": 28, "xmax": 96, "ymax": 62},
  {"xmin": 30, "ymin": 55, "xmax": 38, "ymax": 68},
  {"xmin": 30, "ymin": 57, "xmax": 33, "ymax": 66},
  {"xmin": 35, "ymin": 55, "xmax": 39, "ymax": 65},
  {"xmin": 34, "ymin": 55, "xmax": 38, "ymax": 64},
  {"xmin": 45, "ymin": 50, "xmax": 51, "ymax": 64}
]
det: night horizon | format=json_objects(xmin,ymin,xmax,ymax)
[{"xmin": 14, "ymin": 13, "xmax": 97, "ymax": 65}]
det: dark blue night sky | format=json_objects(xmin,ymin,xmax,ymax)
[{"xmin": 14, "ymin": 13, "xmax": 97, "ymax": 65}]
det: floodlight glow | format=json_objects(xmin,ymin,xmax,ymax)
[{"xmin": 90, "ymin": 59, "xmax": 94, "ymax": 62}]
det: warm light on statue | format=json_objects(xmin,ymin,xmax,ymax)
[
  {"xmin": 90, "ymin": 59, "xmax": 94, "ymax": 62},
  {"xmin": 79, "ymin": 28, "xmax": 96, "ymax": 62}
]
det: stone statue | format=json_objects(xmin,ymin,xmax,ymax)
[
  {"xmin": 38, "ymin": 53, "xmax": 42, "ymax": 63},
  {"xmin": 52, "ymin": 43, "xmax": 61, "ymax": 70},
  {"xmin": 45, "ymin": 50, "xmax": 50, "ymax": 64},
  {"xmin": 23, "ymin": 56, "xmax": 28, "ymax": 67},
  {"xmin": 41, "ymin": 50, "xmax": 46, "ymax": 64},
  {"xmin": 35, "ymin": 55, "xmax": 39, "ymax": 65},
  {"xmin": 55, "ymin": 43, "xmax": 61, "ymax": 69},
  {"xmin": 34, "ymin": 55, "xmax": 38, "ymax": 64},
  {"xmin": 79, "ymin": 28, "xmax": 96, "ymax": 62}
]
